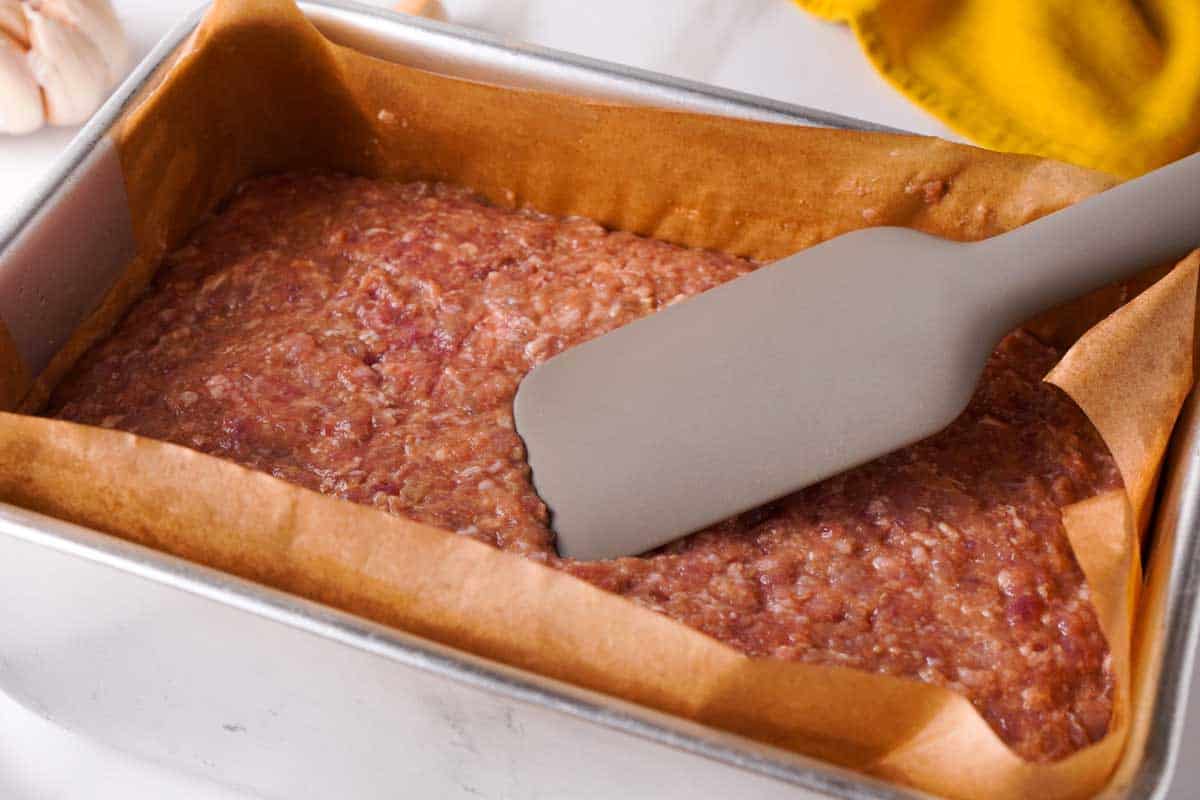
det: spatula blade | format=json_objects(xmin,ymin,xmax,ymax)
[{"xmin": 514, "ymin": 227, "xmax": 1001, "ymax": 561}]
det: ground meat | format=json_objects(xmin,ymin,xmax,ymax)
[{"xmin": 50, "ymin": 171, "xmax": 1121, "ymax": 762}]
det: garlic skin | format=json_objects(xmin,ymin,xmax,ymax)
[
  {"xmin": 0, "ymin": 19, "xmax": 43, "ymax": 134},
  {"xmin": 0, "ymin": 0, "xmax": 129, "ymax": 135},
  {"xmin": 35, "ymin": 0, "xmax": 127, "ymax": 83},
  {"xmin": 25, "ymin": 2, "xmax": 113, "ymax": 125},
  {"xmin": 0, "ymin": 0, "xmax": 28, "ymax": 44}
]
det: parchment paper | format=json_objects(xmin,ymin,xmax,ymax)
[{"xmin": 0, "ymin": 2, "xmax": 1195, "ymax": 798}]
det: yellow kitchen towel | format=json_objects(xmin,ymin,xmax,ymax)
[{"xmin": 794, "ymin": 0, "xmax": 1200, "ymax": 177}]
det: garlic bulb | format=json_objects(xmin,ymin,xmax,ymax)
[{"xmin": 0, "ymin": 0, "xmax": 129, "ymax": 135}]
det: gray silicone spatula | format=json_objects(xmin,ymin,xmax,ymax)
[{"xmin": 514, "ymin": 153, "xmax": 1200, "ymax": 561}]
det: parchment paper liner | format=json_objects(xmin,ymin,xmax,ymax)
[{"xmin": 0, "ymin": 2, "xmax": 1195, "ymax": 798}]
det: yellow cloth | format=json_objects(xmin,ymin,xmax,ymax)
[{"xmin": 794, "ymin": 0, "xmax": 1200, "ymax": 177}]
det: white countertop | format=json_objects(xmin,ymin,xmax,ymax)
[{"xmin": 0, "ymin": 1, "xmax": 1195, "ymax": 798}]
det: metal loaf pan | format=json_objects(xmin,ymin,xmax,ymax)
[{"xmin": 0, "ymin": 2, "xmax": 1195, "ymax": 798}]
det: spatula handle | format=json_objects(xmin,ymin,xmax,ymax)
[{"xmin": 981, "ymin": 152, "xmax": 1200, "ymax": 326}]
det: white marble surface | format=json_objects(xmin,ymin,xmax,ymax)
[{"xmin": 0, "ymin": 1, "xmax": 1194, "ymax": 798}]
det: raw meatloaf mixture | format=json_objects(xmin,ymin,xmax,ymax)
[{"xmin": 51, "ymin": 172, "xmax": 1121, "ymax": 761}]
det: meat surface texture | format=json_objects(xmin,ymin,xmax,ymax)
[{"xmin": 51, "ymin": 172, "xmax": 1122, "ymax": 761}]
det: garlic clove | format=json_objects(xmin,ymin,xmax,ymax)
[
  {"xmin": 0, "ymin": 0, "xmax": 28, "ymax": 47},
  {"xmin": 0, "ymin": 0, "xmax": 129, "ymax": 133},
  {"xmin": 23, "ymin": 1, "xmax": 109, "ymax": 126},
  {"xmin": 0, "ymin": 29, "xmax": 44, "ymax": 134},
  {"xmin": 29, "ymin": 0, "xmax": 126, "ymax": 83}
]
